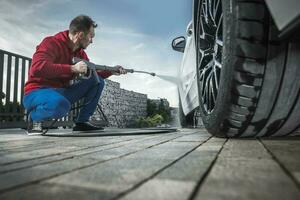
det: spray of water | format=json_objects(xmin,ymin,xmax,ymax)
[
  {"xmin": 152, "ymin": 74, "xmax": 182, "ymax": 128},
  {"xmin": 155, "ymin": 74, "xmax": 179, "ymax": 85}
]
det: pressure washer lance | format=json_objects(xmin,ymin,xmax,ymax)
[{"xmin": 72, "ymin": 57, "xmax": 156, "ymax": 83}]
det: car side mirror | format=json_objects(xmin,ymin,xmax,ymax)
[{"xmin": 172, "ymin": 36, "xmax": 186, "ymax": 53}]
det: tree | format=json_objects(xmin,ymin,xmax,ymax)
[
  {"xmin": 135, "ymin": 114, "xmax": 163, "ymax": 128},
  {"xmin": 146, "ymin": 99, "xmax": 171, "ymax": 123},
  {"xmin": 147, "ymin": 99, "xmax": 157, "ymax": 117}
]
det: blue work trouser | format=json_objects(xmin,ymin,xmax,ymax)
[{"xmin": 22, "ymin": 75, "xmax": 105, "ymax": 123}]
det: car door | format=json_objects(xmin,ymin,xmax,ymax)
[{"xmin": 177, "ymin": 21, "xmax": 199, "ymax": 115}]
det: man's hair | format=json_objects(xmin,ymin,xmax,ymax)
[{"xmin": 69, "ymin": 15, "xmax": 97, "ymax": 35}]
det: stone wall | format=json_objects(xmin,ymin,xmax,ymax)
[{"xmin": 93, "ymin": 79, "xmax": 147, "ymax": 127}]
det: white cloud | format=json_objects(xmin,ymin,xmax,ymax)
[
  {"xmin": 0, "ymin": 0, "xmax": 67, "ymax": 56},
  {"xmin": 131, "ymin": 43, "xmax": 145, "ymax": 51}
]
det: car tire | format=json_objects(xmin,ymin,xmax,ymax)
[{"xmin": 195, "ymin": 0, "xmax": 300, "ymax": 137}]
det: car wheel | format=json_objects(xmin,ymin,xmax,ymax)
[{"xmin": 195, "ymin": 0, "xmax": 300, "ymax": 137}]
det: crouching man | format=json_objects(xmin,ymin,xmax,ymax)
[{"xmin": 23, "ymin": 15, "xmax": 126, "ymax": 134}]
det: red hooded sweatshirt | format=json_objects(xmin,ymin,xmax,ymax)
[{"xmin": 24, "ymin": 30, "xmax": 112, "ymax": 95}]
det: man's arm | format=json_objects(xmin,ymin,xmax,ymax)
[
  {"xmin": 96, "ymin": 65, "xmax": 127, "ymax": 78},
  {"xmin": 96, "ymin": 70, "xmax": 113, "ymax": 79}
]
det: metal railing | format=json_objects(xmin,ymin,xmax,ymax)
[{"xmin": 0, "ymin": 49, "xmax": 73, "ymax": 129}]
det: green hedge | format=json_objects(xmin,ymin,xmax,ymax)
[{"xmin": 135, "ymin": 114, "xmax": 164, "ymax": 128}]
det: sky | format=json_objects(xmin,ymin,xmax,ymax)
[{"xmin": 0, "ymin": 0, "xmax": 192, "ymax": 106}]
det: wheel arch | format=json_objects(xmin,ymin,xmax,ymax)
[{"xmin": 193, "ymin": 0, "xmax": 200, "ymax": 44}]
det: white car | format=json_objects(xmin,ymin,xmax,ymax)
[
  {"xmin": 172, "ymin": 0, "xmax": 300, "ymax": 137},
  {"xmin": 173, "ymin": 21, "xmax": 199, "ymax": 124}
]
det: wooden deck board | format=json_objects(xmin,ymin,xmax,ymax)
[
  {"xmin": 0, "ymin": 131, "xmax": 209, "ymax": 199},
  {"xmin": 0, "ymin": 129, "xmax": 195, "ymax": 193},
  {"xmin": 193, "ymin": 139, "xmax": 300, "ymax": 200},
  {"xmin": 120, "ymin": 138, "xmax": 225, "ymax": 200},
  {"xmin": 260, "ymin": 138, "xmax": 300, "ymax": 185},
  {"xmin": 0, "ymin": 136, "xmax": 158, "ymax": 174},
  {"xmin": 0, "ymin": 128, "xmax": 299, "ymax": 200}
]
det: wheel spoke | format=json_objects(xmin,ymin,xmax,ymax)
[
  {"xmin": 199, "ymin": 48, "xmax": 213, "ymax": 61},
  {"xmin": 203, "ymin": 0, "xmax": 209, "ymax": 24},
  {"xmin": 216, "ymin": 14, "xmax": 223, "ymax": 40},
  {"xmin": 201, "ymin": 11, "xmax": 212, "ymax": 35},
  {"xmin": 214, "ymin": 0, "xmax": 222, "ymax": 26},
  {"xmin": 214, "ymin": 0, "xmax": 221, "ymax": 20},
  {"xmin": 215, "ymin": 60, "xmax": 222, "ymax": 69},
  {"xmin": 197, "ymin": 0, "xmax": 223, "ymax": 114},
  {"xmin": 208, "ymin": 0, "xmax": 215, "ymax": 24},
  {"xmin": 199, "ymin": 55, "xmax": 213, "ymax": 94},
  {"xmin": 216, "ymin": 39, "xmax": 223, "ymax": 47},
  {"xmin": 213, "ymin": 68, "xmax": 219, "ymax": 90},
  {"xmin": 210, "ymin": 83, "xmax": 215, "ymax": 110},
  {"xmin": 205, "ymin": 72, "xmax": 213, "ymax": 110}
]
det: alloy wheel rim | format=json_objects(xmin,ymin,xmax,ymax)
[{"xmin": 197, "ymin": 0, "xmax": 223, "ymax": 114}]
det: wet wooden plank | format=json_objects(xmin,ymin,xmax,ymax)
[
  {"xmin": 0, "ymin": 133, "xmax": 179, "ymax": 174},
  {"xmin": 193, "ymin": 139, "xmax": 300, "ymax": 200},
  {"xmin": 171, "ymin": 128, "xmax": 210, "ymax": 142},
  {"xmin": 119, "ymin": 138, "xmax": 225, "ymax": 200},
  {"xmin": 0, "ymin": 137, "xmax": 139, "ymax": 174},
  {"xmin": 0, "ymin": 131, "xmax": 208, "ymax": 199},
  {"xmin": 0, "ymin": 135, "xmax": 130, "ymax": 158},
  {"xmin": 0, "ymin": 129, "xmax": 181, "ymax": 163},
  {"xmin": 0, "ymin": 130, "xmax": 189, "ymax": 194},
  {"xmin": 1, "ymin": 129, "xmax": 298, "ymax": 200},
  {"xmin": 260, "ymin": 138, "xmax": 300, "ymax": 184}
]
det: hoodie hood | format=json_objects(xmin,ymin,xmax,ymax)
[
  {"xmin": 54, "ymin": 30, "xmax": 70, "ymax": 43},
  {"xmin": 54, "ymin": 30, "xmax": 86, "ymax": 54}
]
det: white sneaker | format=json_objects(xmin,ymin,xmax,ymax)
[{"xmin": 26, "ymin": 115, "xmax": 46, "ymax": 136}]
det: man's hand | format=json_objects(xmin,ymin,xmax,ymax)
[
  {"xmin": 112, "ymin": 65, "xmax": 127, "ymax": 76},
  {"xmin": 71, "ymin": 61, "xmax": 88, "ymax": 74}
]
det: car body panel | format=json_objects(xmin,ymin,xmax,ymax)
[{"xmin": 177, "ymin": 21, "xmax": 199, "ymax": 115}]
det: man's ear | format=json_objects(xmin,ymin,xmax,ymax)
[{"xmin": 78, "ymin": 32, "xmax": 85, "ymax": 39}]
